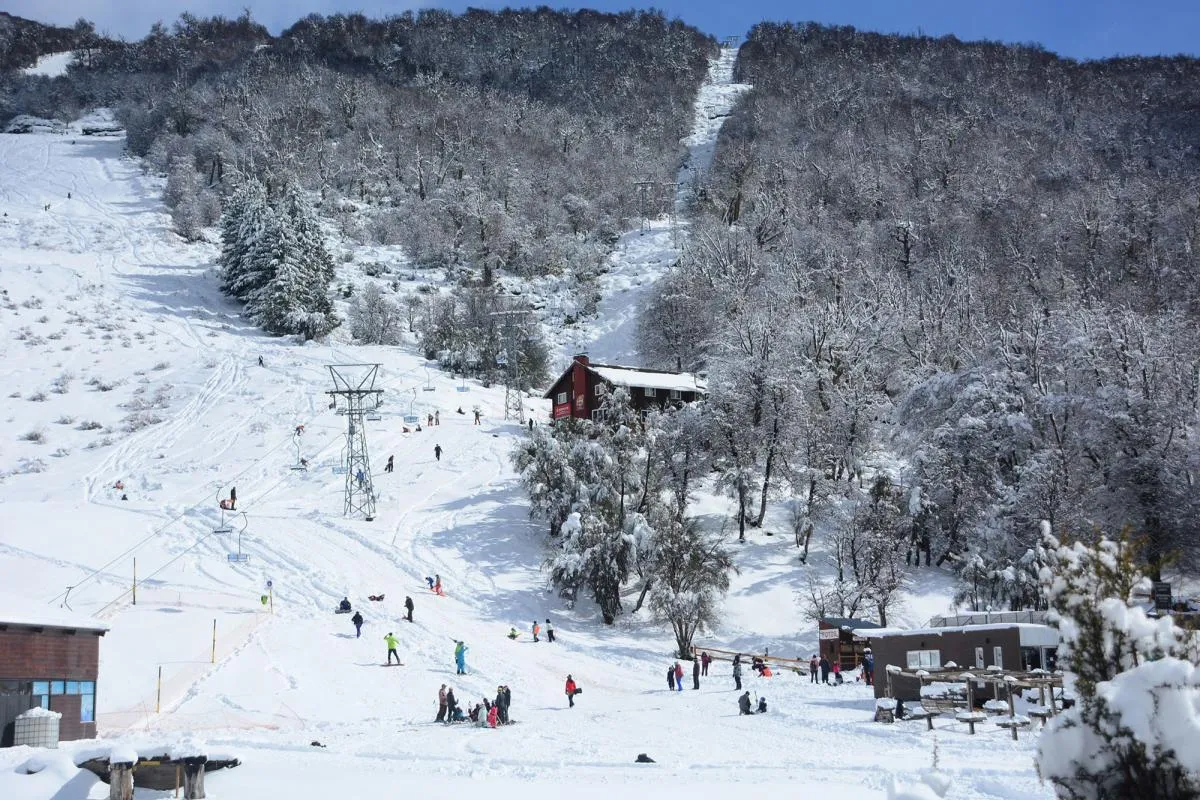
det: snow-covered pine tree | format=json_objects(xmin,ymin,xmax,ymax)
[
  {"xmin": 1036, "ymin": 524, "xmax": 1200, "ymax": 799},
  {"xmin": 218, "ymin": 179, "xmax": 270, "ymax": 301}
]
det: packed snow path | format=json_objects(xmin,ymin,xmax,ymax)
[
  {"xmin": 0, "ymin": 120, "xmax": 1049, "ymax": 798},
  {"xmin": 560, "ymin": 45, "xmax": 751, "ymax": 365}
]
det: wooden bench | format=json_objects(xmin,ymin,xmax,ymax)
[
  {"xmin": 1027, "ymin": 708, "xmax": 1054, "ymax": 727},
  {"xmin": 904, "ymin": 697, "xmax": 966, "ymax": 730},
  {"xmin": 955, "ymin": 711, "xmax": 989, "ymax": 735},
  {"xmin": 995, "ymin": 716, "xmax": 1033, "ymax": 741}
]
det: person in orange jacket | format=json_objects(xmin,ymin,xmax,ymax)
[
  {"xmin": 532, "ymin": 620, "xmax": 541, "ymax": 642},
  {"xmin": 565, "ymin": 674, "xmax": 578, "ymax": 708}
]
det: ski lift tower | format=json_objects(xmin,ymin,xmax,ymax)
[
  {"xmin": 491, "ymin": 308, "xmax": 532, "ymax": 422},
  {"xmin": 326, "ymin": 364, "xmax": 383, "ymax": 521}
]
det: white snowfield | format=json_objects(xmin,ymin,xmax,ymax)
[
  {"xmin": 0, "ymin": 109, "xmax": 1051, "ymax": 799},
  {"xmin": 21, "ymin": 52, "xmax": 75, "ymax": 78}
]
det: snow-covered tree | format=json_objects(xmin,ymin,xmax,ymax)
[
  {"xmin": 348, "ymin": 283, "xmax": 403, "ymax": 345},
  {"xmin": 218, "ymin": 178, "xmax": 271, "ymax": 300},
  {"xmin": 1036, "ymin": 524, "xmax": 1200, "ymax": 800}
]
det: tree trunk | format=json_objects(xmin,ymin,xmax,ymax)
[
  {"xmin": 632, "ymin": 578, "xmax": 653, "ymax": 613},
  {"xmin": 799, "ymin": 521, "xmax": 814, "ymax": 563},
  {"xmin": 751, "ymin": 439, "xmax": 777, "ymax": 528},
  {"xmin": 737, "ymin": 483, "xmax": 748, "ymax": 542}
]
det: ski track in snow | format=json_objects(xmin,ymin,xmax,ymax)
[{"xmin": 0, "ymin": 97, "xmax": 1049, "ymax": 799}]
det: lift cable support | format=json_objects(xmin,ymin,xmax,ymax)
[
  {"xmin": 213, "ymin": 488, "xmax": 234, "ymax": 534},
  {"xmin": 423, "ymin": 365, "xmax": 436, "ymax": 392},
  {"xmin": 290, "ymin": 430, "xmax": 308, "ymax": 471},
  {"xmin": 491, "ymin": 308, "xmax": 533, "ymax": 423},
  {"xmin": 403, "ymin": 387, "xmax": 420, "ymax": 425},
  {"xmin": 227, "ymin": 513, "xmax": 250, "ymax": 563},
  {"xmin": 326, "ymin": 364, "xmax": 383, "ymax": 522}
]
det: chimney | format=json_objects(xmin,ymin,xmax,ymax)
[
  {"xmin": 676, "ymin": 356, "xmax": 682, "ymax": 372},
  {"xmin": 573, "ymin": 353, "xmax": 589, "ymax": 367}
]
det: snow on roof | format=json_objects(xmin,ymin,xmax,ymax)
[
  {"xmin": 0, "ymin": 591, "xmax": 109, "ymax": 632},
  {"xmin": 853, "ymin": 622, "xmax": 1053, "ymax": 638},
  {"xmin": 589, "ymin": 365, "xmax": 706, "ymax": 393}
]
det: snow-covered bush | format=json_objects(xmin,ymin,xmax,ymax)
[
  {"xmin": 348, "ymin": 283, "xmax": 403, "ymax": 345},
  {"xmin": 20, "ymin": 429, "xmax": 45, "ymax": 443},
  {"xmin": 1036, "ymin": 524, "xmax": 1200, "ymax": 799}
]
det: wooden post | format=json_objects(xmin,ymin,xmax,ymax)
[
  {"xmin": 1050, "ymin": 681, "xmax": 1058, "ymax": 714},
  {"xmin": 156, "ymin": 666, "xmax": 162, "ymax": 713},
  {"xmin": 132, "ymin": 558, "xmax": 137, "ymax": 606},
  {"xmin": 1039, "ymin": 684, "xmax": 1046, "ymax": 708},
  {"xmin": 175, "ymin": 764, "xmax": 181, "ymax": 798},
  {"xmin": 109, "ymin": 761, "xmax": 134, "ymax": 800},
  {"xmin": 886, "ymin": 670, "xmax": 894, "ymax": 699},
  {"xmin": 182, "ymin": 756, "xmax": 207, "ymax": 800},
  {"xmin": 965, "ymin": 678, "xmax": 976, "ymax": 734},
  {"xmin": 1007, "ymin": 684, "xmax": 1019, "ymax": 741},
  {"xmin": 211, "ymin": 620, "xmax": 216, "ymax": 664}
]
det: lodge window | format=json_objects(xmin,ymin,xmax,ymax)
[
  {"xmin": 992, "ymin": 646, "xmax": 1003, "ymax": 669},
  {"xmin": 591, "ymin": 409, "xmax": 606, "ymax": 422},
  {"xmin": 669, "ymin": 389, "xmax": 681, "ymax": 399},
  {"xmin": 29, "ymin": 679, "xmax": 95, "ymax": 722},
  {"xmin": 905, "ymin": 649, "xmax": 941, "ymax": 670},
  {"xmin": 594, "ymin": 384, "xmax": 606, "ymax": 397},
  {"xmin": 556, "ymin": 391, "xmax": 568, "ymax": 405},
  {"xmin": 644, "ymin": 388, "xmax": 656, "ymax": 397}
]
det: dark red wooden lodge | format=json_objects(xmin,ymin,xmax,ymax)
[
  {"xmin": 0, "ymin": 599, "xmax": 107, "ymax": 745},
  {"xmin": 544, "ymin": 354, "xmax": 706, "ymax": 422}
]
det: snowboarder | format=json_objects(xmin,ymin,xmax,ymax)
[
  {"xmin": 532, "ymin": 620, "xmax": 540, "ymax": 642},
  {"xmin": 434, "ymin": 575, "xmax": 444, "ymax": 596},
  {"xmin": 338, "ymin": 597, "xmax": 352, "ymax": 613},
  {"xmin": 809, "ymin": 654, "xmax": 819, "ymax": 684},
  {"xmin": 507, "ymin": 627, "xmax": 520, "ymax": 640},
  {"xmin": 693, "ymin": 657, "xmax": 700, "ymax": 690},
  {"xmin": 385, "ymin": 632, "xmax": 400, "ymax": 665},
  {"xmin": 385, "ymin": 455, "xmax": 394, "ymax": 473},
  {"xmin": 434, "ymin": 444, "xmax": 442, "ymax": 462},
  {"xmin": 454, "ymin": 640, "xmax": 468, "ymax": 674},
  {"xmin": 473, "ymin": 409, "xmax": 481, "ymax": 425},
  {"xmin": 674, "ymin": 661, "xmax": 684, "ymax": 692},
  {"xmin": 404, "ymin": 595, "xmax": 414, "ymax": 622},
  {"xmin": 819, "ymin": 654, "xmax": 831, "ymax": 685},
  {"xmin": 351, "ymin": 611, "xmax": 364, "ymax": 638},
  {"xmin": 565, "ymin": 675, "xmax": 578, "ymax": 708},
  {"xmin": 434, "ymin": 410, "xmax": 440, "ymax": 425},
  {"xmin": 700, "ymin": 651, "xmax": 711, "ymax": 676},
  {"xmin": 295, "ymin": 424, "xmax": 305, "ymax": 436},
  {"xmin": 436, "ymin": 685, "xmax": 448, "ymax": 722},
  {"xmin": 733, "ymin": 656, "xmax": 743, "ymax": 690},
  {"xmin": 738, "ymin": 691, "xmax": 753, "ymax": 715},
  {"xmin": 457, "ymin": 407, "xmax": 465, "ymax": 415},
  {"xmin": 545, "ymin": 618, "xmax": 555, "ymax": 643}
]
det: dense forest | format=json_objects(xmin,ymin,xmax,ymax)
[
  {"xmin": 3, "ymin": 12, "xmax": 1198, "ymax": 619},
  {"xmin": 638, "ymin": 22, "xmax": 1200, "ymax": 614}
]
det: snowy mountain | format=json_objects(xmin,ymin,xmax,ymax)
[{"xmin": 0, "ymin": 66, "xmax": 1060, "ymax": 800}]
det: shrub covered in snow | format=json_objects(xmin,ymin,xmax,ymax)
[{"xmin": 1036, "ymin": 524, "xmax": 1200, "ymax": 799}]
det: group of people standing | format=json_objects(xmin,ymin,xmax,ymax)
[{"xmin": 436, "ymin": 683, "xmax": 512, "ymax": 727}]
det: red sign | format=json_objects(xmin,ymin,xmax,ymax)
[{"xmin": 553, "ymin": 404, "xmax": 571, "ymax": 419}]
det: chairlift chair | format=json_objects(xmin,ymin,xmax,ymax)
[
  {"xmin": 403, "ymin": 388, "xmax": 420, "ymax": 425},
  {"xmin": 456, "ymin": 373, "xmax": 470, "ymax": 393},
  {"xmin": 290, "ymin": 432, "xmax": 308, "ymax": 471},
  {"xmin": 213, "ymin": 489, "xmax": 233, "ymax": 534},
  {"xmin": 227, "ymin": 513, "xmax": 250, "ymax": 563},
  {"xmin": 423, "ymin": 365, "xmax": 436, "ymax": 392}
]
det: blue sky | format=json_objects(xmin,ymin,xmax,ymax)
[{"xmin": 10, "ymin": 0, "xmax": 1200, "ymax": 60}]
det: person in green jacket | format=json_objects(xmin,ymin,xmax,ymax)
[{"xmin": 385, "ymin": 632, "xmax": 400, "ymax": 665}]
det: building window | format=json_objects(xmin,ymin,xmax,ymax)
[
  {"xmin": 594, "ymin": 384, "xmax": 606, "ymax": 397},
  {"xmin": 905, "ymin": 649, "xmax": 941, "ymax": 670},
  {"xmin": 27, "ymin": 679, "xmax": 97, "ymax": 721},
  {"xmin": 31, "ymin": 681, "xmax": 49, "ymax": 710},
  {"xmin": 80, "ymin": 681, "xmax": 95, "ymax": 723},
  {"xmin": 644, "ymin": 387, "xmax": 656, "ymax": 397},
  {"xmin": 591, "ymin": 409, "xmax": 606, "ymax": 422},
  {"xmin": 669, "ymin": 389, "xmax": 681, "ymax": 399},
  {"xmin": 556, "ymin": 391, "xmax": 568, "ymax": 405},
  {"xmin": 992, "ymin": 646, "xmax": 1003, "ymax": 669}
]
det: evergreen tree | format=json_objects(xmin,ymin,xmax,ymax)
[{"xmin": 218, "ymin": 179, "xmax": 271, "ymax": 301}]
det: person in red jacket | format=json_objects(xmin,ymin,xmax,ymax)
[
  {"xmin": 565, "ymin": 674, "xmax": 578, "ymax": 708},
  {"xmin": 674, "ymin": 661, "xmax": 684, "ymax": 691}
]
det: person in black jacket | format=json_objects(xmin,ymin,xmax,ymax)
[
  {"xmin": 444, "ymin": 688, "xmax": 459, "ymax": 724},
  {"xmin": 738, "ymin": 691, "xmax": 753, "ymax": 715},
  {"xmin": 692, "ymin": 656, "xmax": 701, "ymax": 690},
  {"xmin": 819, "ymin": 654, "xmax": 832, "ymax": 685},
  {"xmin": 350, "ymin": 611, "xmax": 363, "ymax": 638},
  {"xmin": 404, "ymin": 595, "xmax": 414, "ymax": 622},
  {"xmin": 667, "ymin": 664, "xmax": 675, "ymax": 690}
]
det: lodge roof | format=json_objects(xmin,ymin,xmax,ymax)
[
  {"xmin": 0, "ymin": 591, "xmax": 109, "ymax": 633},
  {"xmin": 544, "ymin": 360, "xmax": 707, "ymax": 398},
  {"xmin": 820, "ymin": 617, "xmax": 881, "ymax": 630}
]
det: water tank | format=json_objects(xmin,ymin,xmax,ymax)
[{"xmin": 13, "ymin": 707, "xmax": 61, "ymax": 748}]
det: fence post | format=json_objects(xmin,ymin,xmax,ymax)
[
  {"xmin": 156, "ymin": 665, "xmax": 162, "ymax": 713},
  {"xmin": 211, "ymin": 619, "xmax": 216, "ymax": 664},
  {"xmin": 132, "ymin": 558, "xmax": 137, "ymax": 606}
]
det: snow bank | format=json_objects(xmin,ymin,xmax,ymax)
[
  {"xmin": 16, "ymin": 706, "xmax": 61, "ymax": 719},
  {"xmin": 109, "ymin": 744, "xmax": 138, "ymax": 764}
]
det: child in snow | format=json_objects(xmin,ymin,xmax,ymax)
[
  {"xmin": 832, "ymin": 660, "xmax": 842, "ymax": 685},
  {"xmin": 434, "ymin": 575, "xmax": 444, "ymax": 596},
  {"xmin": 507, "ymin": 627, "xmax": 520, "ymax": 640},
  {"xmin": 700, "ymin": 651, "xmax": 711, "ymax": 676},
  {"xmin": 487, "ymin": 703, "xmax": 499, "ymax": 728},
  {"xmin": 674, "ymin": 661, "xmax": 684, "ymax": 691},
  {"xmin": 757, "ymin": 696, "xmax": 768, "ymax": 714}
]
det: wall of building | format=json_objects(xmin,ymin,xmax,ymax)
[
  {"xmin": 0, "ymin": 627, "xmax": 101, "ymax": 742},
  {"xmin": 869, "ymin": 627, "xmax": 1023, "ymax": 701}
]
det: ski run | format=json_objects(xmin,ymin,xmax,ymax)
[{"xmin": 0, "ymin": 48, "xmax": 1050, "ymax": 800}]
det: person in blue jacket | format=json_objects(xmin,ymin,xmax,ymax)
[{"xmin": 454, "ymin": 640, "xmax": 469, "ymax": 674}]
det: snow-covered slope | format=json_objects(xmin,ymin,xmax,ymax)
[
  {"xmin": 0, "ymin": 111, "xmax": 1049, "ymax": 799},
  {"xmin": 22, "ymin": 52, "xmax": 75, "ymax": 78}
]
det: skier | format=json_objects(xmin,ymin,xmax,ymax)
[
  {"xmin": 434, "ymin": 444, "xmax": 442, "ymax": 462},
  {"xmin": 700, "ymin": 651, "xmax": 711, "ymax": 676},
  {"xmin": 693, "ymin": 657, "xmax": 701, "ymax": 690},
  {"xmin": 809, "ymin": 654, "xmax": 819, "ymax": 684},
  {"xmin": 295, "ymin": 424, "xmax": 305, "ymax": 436},
  {"xmin": 385, "ymin": 455, "xmax": 394, "ymax": 473},
  {"xmin": 532, "ymin": 620, "xmax": 541, "ymax": 642},
  {"xmin": 351, "ymin": 611, "xmax": 364, "ymax": 638},
  {"xmin": 258, "ymin": 356, "xmax": 264, "ymax": 367},
  {"xmin": 384, "ymin": 632, "xmax": 400, "ymax": 665},
  {"xmin": 404, "ymin": 595, "xmax": 414, "ymax": 622},
  {"xmin": 819, "ymin": 654, "xmax": 831, "ymax": 685},
  {"xmin": 436, "ymin": 685, "xmax": 448, "ymax": 722},
  {"xmin": 738, "ymin": 691, "xmax": 753, "ymax": 715},
  {"xmin": 674, "ymin": 661, "xmax": 684, "ymax": 692},
  {"xmin": 545, "ymin": 618, "xmax": 555, "ymax": 643},
  {"xmin": 733, "ymin": 655, "xmax": 743, "ymax": 691},
  {"xmin": 425, "ymin": 576, "xmax": 435, "ymax": 590},
  {"xmin": 473, "ymin": 409, "xmax": 481, "ymax": 425},
  {"xmin": 454, "ymin": 640, "xmax": 468, "ymax": 674},
  {"xmin": 434, "ymin": 575, "xmax": 444, "ymax": 596},
  {"xmin": 565, "ymin": 675, "xmax": 578, "ymax": 708}
]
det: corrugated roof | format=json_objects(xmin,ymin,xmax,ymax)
[
  {"xmin": 821, "ymin": 617, "xmax": 881, "ymax": 630},
  {"xmin": 589, "ymin": 365, "xmax": 706, "ymax": 393}
]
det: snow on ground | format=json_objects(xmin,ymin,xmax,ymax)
[
  {"xmin": 22, "ymin": 52, "xmax": 75, "ymax": 78},
  {"xmin": 0, "ymin": 108, "xmax": 1051, "ymax": 798}
]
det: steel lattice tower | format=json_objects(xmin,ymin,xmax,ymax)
[
  {"xmin": 326, "ymin": 364, "xmax": 383, "ymax": 521},
  {"xmin": 492, "ymin": 309, "xmax": 531, "ymax": 422}
]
